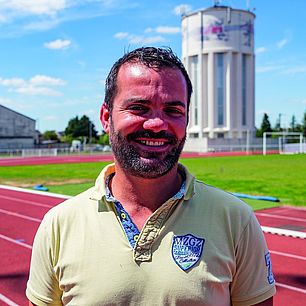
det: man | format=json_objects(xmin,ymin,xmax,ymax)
[{"xmin": 26, "ymin": 47, "xmax": 276, "ymax": 305}]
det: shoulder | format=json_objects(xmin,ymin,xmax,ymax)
[
  {"xmin": 185, "ymin": 180, "xmax": 255, "ymax": 239},
  {"xmin": 41, "ymin": 187, "xmax": 98, "ymax": 229},
  {"xmin": 193, "ymin": 179, "xmax": 253, "ymax": 216}
]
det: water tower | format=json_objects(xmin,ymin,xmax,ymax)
[{"xmin": 181, "ymin": 3, "xmax": 255, "ymax": 151}]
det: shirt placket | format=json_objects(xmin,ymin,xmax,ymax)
[{"xmin": 133, "ymin": 199, "xmax": 180, "ymax": 262}]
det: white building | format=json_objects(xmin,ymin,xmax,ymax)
[{"xmin": 182, "ymin": 5, "xmax": 256, "ymax": 152}]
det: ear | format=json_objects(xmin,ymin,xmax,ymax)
[{"xmin": 100, "ymin": 103, "xmax": 110, "ymax": 133}]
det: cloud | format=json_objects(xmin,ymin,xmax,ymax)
[
  {"xmin": 256, "ymin": 65, "xmax": 282, "ymax": 73},
  {"xmin": 30, "ymin": 75, "xmax": 66, "ymax": 86},
  {"xmin": 128, "ymin": 35, "xmax": 166, "ymax": 45},
  {"xmin": 114, "ymin": 31, "xmax": 166, "ymax": 45},
  {"xmin": 1, "ymin": 0, "xmax": 67, "ymax": 16},
  {"xmin": 114, "ymin": 25, "xmax": 180, "ymax": 45},
  {"xmin": 0, "ymin": 74, "xmax": 66, "ymax": 96},
  {"xmin": 0, "ymin": 97, "xmax": 34, "ymax": 111},
  {"xmin": 0, "ymin": 77, "xmax": 26, "ymax": 87},
  {"xmin": 173, "ymin": 4, "xmax": 192, "ymax": 16},
  {"xmin": 281, "ymin": 66, "xmax": 306, "ymax": 75},
  {"xmin": 114, "ymin": 32, "xmax": 129, "ymax": 39},
  {"xmin": 255, "ymin": 47, "xmax": 267, "ymax": 55},
  {"xmin": 0, "ymin": 1, "xmax": 136, "ymax": 36},
  {"xmin": 44, "ymin": 39, "xmax": 71, "ymax": 50},
  {"xmin": 16, "ymin": 86, "xmax": 62, "ymax": 96},
  {"xmin": 277, "ymin": 38, "xmax": 288, "ymax": 49},
  {"xmin": 156, "ymin": 26, "xmax": 180, "ymax": 34}
]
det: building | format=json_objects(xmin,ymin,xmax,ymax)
[
  {"xmin": 0, "ymin": 104, "xmax": 36, "ymax": 149},
  {"xmin": 182, "ymin": 5, "xmax": 256, "ymax": 152}
]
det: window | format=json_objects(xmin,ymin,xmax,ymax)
[
  {"xmin": 242, "ymin": 54, "xmax": 247, "ymax": 126},
  {"xmin": 216, "ymin": 53, "xmax": 224, "ymax": 125},
  {"xmin": 190, "ymin": 55, "xmax": 198, "ymax": 125}
]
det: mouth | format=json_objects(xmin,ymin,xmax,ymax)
[
  {"xmin": 127, "ymin": 131, "xmax": 177, "ymax": 153},
  {"xmin": 132, "ymin": 137, "xmax": 172, "ymax": 155},
  {"xmin": 138, "ymin": 140, "xmax": 167, "ymax": 147}
]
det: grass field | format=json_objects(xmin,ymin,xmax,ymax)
[{"xmin": 0, "ymin": 154, "xmax": 305, "ymax": 208}]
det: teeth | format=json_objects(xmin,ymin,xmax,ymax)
[{"xmin": 140, "ymin": 140, "xmax": 165, "ymax": 146}]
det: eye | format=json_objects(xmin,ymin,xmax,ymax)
[
  {"xmin": 164, "ymin": 107, "xmax": 185, "ymax": 117},
  {"xmin": 127, "ymin": 104, "xmax": 148, "ymax": 113}
]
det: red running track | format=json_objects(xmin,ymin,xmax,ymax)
[
  {"xmin": 0, "ymin": 187, "xmax": 305, "ymax": 305},
  {"xmin": 0, "ymin": 151, "xmax": 279, "ymax": 167}
]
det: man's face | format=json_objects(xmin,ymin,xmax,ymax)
[{"xmin": 102, "ymin": 62, "xmax": 188, "ymax": 178}]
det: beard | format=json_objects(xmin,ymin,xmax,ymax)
[{"xmin": 109, "ymin": 125, "xmax": 186, "ymax": 179}]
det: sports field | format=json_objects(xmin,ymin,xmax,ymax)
[
  {"xmin": 0, "ymin": 154, "xmax": 305, "ymax": 208},
  {"xmin": 1, "ymin": 154, "xmax": 306, "ymax": 305}
]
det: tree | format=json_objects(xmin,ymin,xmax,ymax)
[
  {"xmin": 289, "ymin": 115, "xmax": 296, "ymax": 131},
  {"xmin": 302, "ymin": 110, "xmax": 306, "ymax": 137},
  {"xmin": 64, "ymin": 115, "xmax": 98, "ymax": 142},
  {"xmin": 42, "ymin": 130, "xmax": 59, "ymax": 142},
  {"xmin": 257, "ymin": 113, "xmax": 272, "ymax": 137},
  {"xmin": 99, "ymin": 131, "xmax": 110, "ymax": 145}
]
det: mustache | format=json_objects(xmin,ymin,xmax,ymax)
[{"xmin": 127, "ymin": 130, "xmax": 178, "ymax": 144}]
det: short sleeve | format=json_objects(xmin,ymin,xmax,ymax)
[
  {"xmin": 26, "ymin": 214, "xmax": 62, "ymax": 305},
  {"xmin": 230, "ymin": 213, "xmax": 276, "ymax": 305}
]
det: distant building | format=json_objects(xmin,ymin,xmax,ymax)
[
  {"xmin": 182, "ymin": 5, "xmax": 256, "ymax": 152},
  {"xmin": 0, "ymin": 104, "xmax": 36, "ymax": 149}
]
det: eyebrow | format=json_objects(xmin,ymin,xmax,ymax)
[
  {"xmin": 123, "ymin": 98, "xmax": 186, "ymax": 108},
  {"xmin": 164, "ymin": 101, "xmax": 186, "ymax": 108}
]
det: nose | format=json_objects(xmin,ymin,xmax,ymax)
[{"xmin": 143, "ymin": 117, "xmax": 168, "ymax": 133}]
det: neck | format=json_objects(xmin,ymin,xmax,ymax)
[{"xmin": 110, "ymin": 163, "xmax": 182, "ymax": 212}]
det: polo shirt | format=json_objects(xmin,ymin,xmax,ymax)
[{"xmin": 26, "ymin": 163, "xmax": 276, "ymax": 305}]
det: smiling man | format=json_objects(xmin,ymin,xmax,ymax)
[{"xmin": 26, "ymin": 47, "xmax": 276, "ymax": 306}]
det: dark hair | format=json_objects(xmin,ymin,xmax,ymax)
[{"xmin": 104, "ymin": 47, "xmax": 193, "ymax": 113}]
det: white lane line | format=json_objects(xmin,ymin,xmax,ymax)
[
  {"xmin": 276, "ymin": 282, "xmax": 306, "ymax": 294},
  {"xmin": 270, "ymin": 250, "xmax": 306, "ymax": 261},
  {"xmin": 0, "ymin": 293, "xmax": 19, "ymax": 306},
  {"xmin": 0, "ymin": 195, "xmax": 53, "ymax": 208},
  {"xmin": 283, "ymin": 205, "xmax": 306, "ymax": 211},
  {"xmin": 0, "ymin": 184, "xmax": 71, "ymax": 199},
  {"xmin": 262, "ymin": 226, "xmax": 306, "ymax": 239},
  {"xmin": 0, "ymin": 234, "xmax": 32, "ymax": 249},
  {"xmin": 256, "ymin": 212, "xmax": 306, "ymax": 223},
  {"xmin": 0, "ymin": 208, "xmax": 41, "ymax": 223}
]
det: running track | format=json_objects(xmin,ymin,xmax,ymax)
[
  {"xmin": 0, "ymin": 186, "xmax": 305, "ymax": 305},
  {"xmin": 0, "ymin": 150, "xmax": 279, "ymax": 167}
]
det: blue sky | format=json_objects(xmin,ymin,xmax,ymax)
[{"xmin": 0, "ymin": 0, "xmax": 305, "ymax": 133}]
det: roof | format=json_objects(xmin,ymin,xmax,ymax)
[
  {"xmin": 181, "ymin": 5, "xmax": 256, "ymax": 19},
  {"xmin": 0, "ymin": 104, "xmax": 36, "ymax": 122}
]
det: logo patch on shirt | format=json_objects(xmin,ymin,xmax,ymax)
[
  {"xmin": 265, "ymin": 252, "xmax": 275, "ymax": 284},
  {"xmin": 172, "ymin": 234, "xmax": 205, "ymax": 271}
]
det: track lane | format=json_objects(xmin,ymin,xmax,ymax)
[
  {"xmin": 1, "ymin": 186, "xmax": 305, "ymax": 305},
  {"xmin": 0, "ymin": 239, "xmax": 31, "ymax": 306},
  {"xmin": 0, "ymin": 214, "xmax": 39, "ymax": 246}
]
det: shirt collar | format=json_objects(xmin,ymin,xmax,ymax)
[{"xmin": 89, "ymin": 163, "xmax": 195, "ymax": 203}]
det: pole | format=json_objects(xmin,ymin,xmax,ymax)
[
  {"xmin": 246, "ymin": 129, "xmax": 250, "ymax": 154},
  {"xmin": 263, "ymin": 132, "xmax": 266, "ymax": 155}
]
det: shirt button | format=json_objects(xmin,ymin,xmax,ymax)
[{"xmin": 134, "ymin": 235, "xmax": 139, "ymax": 242}]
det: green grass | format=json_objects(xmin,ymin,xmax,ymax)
[
  {"xmin": 0, "ymin": 154, "xmax": 305, "ymax": 208},
  {"xmin": 48, "ymin": 183, "xmax": 94, "ymax": 196},
  {"xmin": 180, "ymin": 154, "xmax": 306, "ymax": 207}
]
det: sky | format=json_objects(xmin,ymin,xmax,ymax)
[{"xmin": 0, "ymin": 0, "xmax": 305, "ymax": 133}]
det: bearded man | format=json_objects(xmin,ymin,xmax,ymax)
[{"xmin": 27, "ymin": 47, "xmax": 275, "ymax": 306}]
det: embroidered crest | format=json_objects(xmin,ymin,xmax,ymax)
[
  {"xmin": 265, "ymin": 252, "xmax": 275, "ymax": 284},
  {"xmin": 172, "ymin": 234, "xmax": 205, "ymax": 271}
]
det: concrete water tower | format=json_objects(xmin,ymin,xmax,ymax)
[{"xmin": 181, "ymin": 3, "xmax": 255, "ymax": 152}]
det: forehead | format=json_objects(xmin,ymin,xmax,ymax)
[{"xmin": 117, "ymin": 62, "xmax": 187, "ymax": 88}]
